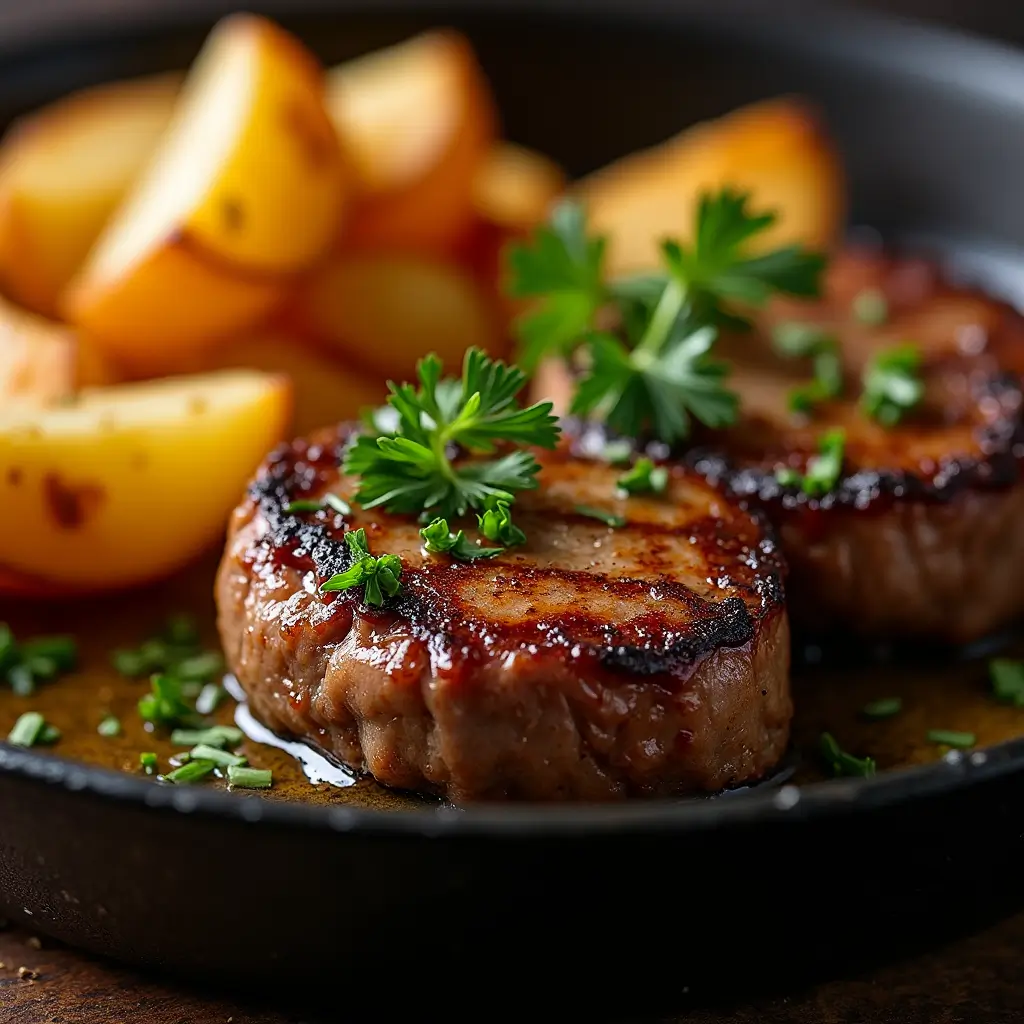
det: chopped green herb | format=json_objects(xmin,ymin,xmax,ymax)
[
  {"xmin": 477, "ymin": 498, "xmax": 527, "ymax": 548},
  {"xmin": 38, "ymin": 724, "xmax": 60, "ymax": 744},
  {"xmin": 616, "ymin": 457, "xmax": 669, "ymax": 496},
  {"xmin": 140, "ymin": 752, "xmax": 158, "ymax": 774},
  {"xmin": 575, "ymin": 505, "xmax": 627, "ymax": 528},
  {"xmin": 7, "ymin": 711, "xmax": 44, "ymax": 747},
  {"xmin": 0, "ymin": 626, "xmax": 77, "ymax": 696},
  {"xmin": 774, "ymin": 467, "xmax": 802, "ymax": 488},
  {"xmin": 344, "ymin": 348, "xmax": 559, "ymax": 522},
  {"xmin": 195, "ymin": 683, "xmax": 227, "ymax": 716},
  {"xmin": 926, "ymin": 729, "xmax": 976, "ymax": 749},
  {"xmin": 227, "ymin": 765, "xmax": 273, "ymax": 790},
  {"xmin": 771, "ymin": 321, "xmax": 834, "ymax": 358},
  {"xmin": 97, "ymin": 715, "xmax": 122, "ymax": 738},
  {"xmin": 990, "ymin": 659, "xmax": 1024, "ymax": 707},
  {"xmin": 802, "ymin": 429, "xmax": 846, "ymax": 496},
  {"xmin": 862, "ymin": 697, "xmax": 903, "ymax": 720},
  {"xmin": 852, "ymin": 287, "xmax": 889, "ymax": 326},
  {"xmin": 420, "ymin": 518, "xmax": 503, "ymax": 561},
  {"xmin": 601, "ymin": 440, "xmax": 634, "ymax": 466},
  {"xmin": 161, "ymin": 759, "xmax": 216, "ymax": 784},
  {"xmin": 861, "ymin": 344, "xmax": 923, "ymax": 426},
  {"xmin": 138, "ymin": 674, "xmax": 201, "ymax": 729},
  {"xmin": 173, "ymin": 651, "xmax": 224, "ymax": 682},
  {"xmin": 320, "ymin": 529, "xmax": 404, "ymax": 605},
  {"xmin": 189, "ymin": 743, "xmax": 246, "ymax": 768},
  {"xmin": 819, "ymin": 732, "xmax": 876, "ymax": 777},
  {"xmin": 113, "ymin": 616, "xmax": 222, "ymax": 686},
  {"xmin": 508, "ymin": 190, "xmax": 825, "ymax": 444},
  {"xmin": 164, "ymin": 614, "xmax": 199, "ymax": 648},
  {"xmin": 283, "ymin": 493, "xmax": 352, "ymax": 517},
  {"xmin": 169, "ymin": 725, "xmax": 243, "ymax": 749}
]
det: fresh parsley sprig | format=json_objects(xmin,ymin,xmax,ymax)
[
  {"xmin": 477, "ymin": 499, "xmax": 526, "ymax": 547},
  {"xmin": 861, "ymin": 344, "xmax": 923, "ymax": 426},
  {"xmin": 344, "ymin": 349, "xmax": 560, "ymax": 522},
  {"xmin": 506, "ymin": 188, "xmax": 826, "ymax": 444},
  {"xmin": 321, "ymin": 529, "xmax": 403, "ymax": 606}
]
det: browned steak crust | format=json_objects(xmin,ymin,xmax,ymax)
[
  {"xmin": 216, "ymin": 427, "xmax": 790, "ymax": 802},
  {"xmin": 535, "ymin": 247, "xmax": 1024, "ymax": 643}
]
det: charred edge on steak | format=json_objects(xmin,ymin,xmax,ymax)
[
  {"xmin": 247, "ymin": 427, "xmax": 784, "ymax": 682},
  {"xmin": 564, "ymin": 369, "xmax": 1024, "ymax": 512}
]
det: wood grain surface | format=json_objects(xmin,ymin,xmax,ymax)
[{"xmin": 2, "ymin": 915, "xmax": 1023, "ymax": 1023}]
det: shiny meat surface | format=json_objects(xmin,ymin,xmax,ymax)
[{"xmin": 216, "ymin": 427, "xmax": 791, "ymax": 802}]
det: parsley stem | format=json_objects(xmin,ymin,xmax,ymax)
[{"xmin": 635, "ymin": 279, "xmax": 687, "ymax": 357}]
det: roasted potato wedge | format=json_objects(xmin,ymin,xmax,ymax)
[
  {"xmin": 181, "ymin": 330, "xmax": 383, "ymax": 435},
  {"xmin": 62, "ymin": 14, "xmax": 347, "ymax": 376},
  {"xmin": 293, "ymin": 253, "xmax": 503, "ymax": 379},
  {"xmin": 327, "ymin": 29, "xmax": 497, "ymax": 255},
  {"xmin": 577, "ymin": 97, "xmax": 845, "ymax": 275},
  {"xmin": 0, "ymin": 369, "xmax": 290, "ymax": 590},
  {"xmin": 471, "ymin": 142, "xmax": 566, "ymax": 232},
  {"xmin": 0, "ymin": 73, "xmax": 181, "ymax": 319},
  {"xmin": 0, "ymin": 295, "xmax": 114, "ymax": 405}
]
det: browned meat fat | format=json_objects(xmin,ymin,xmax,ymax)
[
  {"xmin": 535, "ymin": 248, "xmax": 1024, "ymax": 644},
  {"xmin": 216, "ymin": 428, "xmax": 790, "ymax": 802}
]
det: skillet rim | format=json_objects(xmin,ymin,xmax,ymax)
[{"xmin": 3, "ymin": 0, "xmax": 1024, "ymax": 837}]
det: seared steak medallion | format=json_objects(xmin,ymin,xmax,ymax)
[
  {"xmin": 536, "ymin": 248, "xmax": 1024, "ymax": 644},
  {"xmin": 216, "ymin": 427, "xmax": 790, "ymax": 802}
]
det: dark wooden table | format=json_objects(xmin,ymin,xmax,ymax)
[{"xmin": 2, "ymin": 913, "xmax": 1022, "ymax": 1023}]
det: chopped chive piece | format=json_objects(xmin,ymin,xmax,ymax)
[
  {"xmin": 990, "ymin": 658, "xmax": 1024, "ymax": 707},
  {"xmin": 173, "ymin": 651, "xmax": 224, "ymax": 682},
  {"xmin": 926, "ymin": 729, "xmax": 975, "ymax": 749},
  {"xmin": 161, "ymin": 759, "xmax": 216, "ymax": 784},
  {"xmin": 775, "ymin": 467, "xmax": 802, "ymax": 488},
  {"xmin": 802, "ymin": 429, "xmax": 845, "ymax": 497},
  {"xmin": 284, "ymin": 493, "xmax": 352, "ymax": 516},
  {"xmin": 168, "ymin": 752, "xmax": 192, "ymax": 768},
  {"xmin": 574, "ymin": 505, "xmax": 627, "ymax": 528},
  {"xmin": 7, "ymin": 711, "xmax": 44, "ymax": 747},
  {"xmin": 852, "ymin": 288, "xmax": 889, "ymax": 326},
  {"xmin": 227, "ymin": 765, "xmax": 273, "ymax": 790},
  {"xmin": 140, "ymin": 752, "xmax": 158, "ymax": 774},
  {"xmin": 771, "ymin": 321, "xmax": 835, "ymax": 357},
  {"xmin": 8, "ymin": 664, "xmax": 35, "ymax": 697},
  {"xmin": 169, "ymin": 725, "xmax": 243, "ymax": 749},
  {"xmin": 616, "ymin": 457, "xmax": 669, "ymax": 496},
  {"xmin": 97, "ymin": 715, "xmax": 122, "ymax": 738},
  {"xmin": 1, "ymin": 627, "xmax": 77, "ymax": 694},
  {"xmin": 862, "ymin": 697, "xmax": 903, "ymax": 720},
  {"xmin": 38, "ymin": 724, "xmax": 61, "ymax": 744},
  {"xmin": 601, "ymin": 440, "xmax": 634, "ymax": 466},
  {"xmin": 195, "ymin": 683, "xmax": 227, "ymax": 716},
  {"xmin": 189, "ymin": 743, "xmax": 246, "ymax": 767},
  {"xmin": 819, "ymin": 732, "xmax": 876, "ymax": 778}
]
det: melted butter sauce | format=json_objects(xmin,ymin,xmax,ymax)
[{"xmin": 1, "ymin": 549, "xmax": 1023, "ymax": 808}]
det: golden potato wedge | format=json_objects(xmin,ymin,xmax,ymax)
[
  {"xmin": 577, "ymin": 97, "xmax": 845, "ymax": 275},
  {"xmin": 293, "ymin": 253, "xmax": 503, "ymax": 379},
  {"xmin": 0, "ymin": 295, "xmax": 114, "ymax": 405},
  {"xmin": 327, "ymin": 29, "xmax": 497, "ymax": 255},
  {"xmin": 0, "ymin": 369, "xmax": 290, "ymax": 590},
  {"xmin": 182, "ymin": 330, "xmax": 383, "ymax": 435},
  {"xmin": 471, "ymin": 142, "xmax": 566, "ymax": 232},
  {"xmin": 63, "ymin": 14, "xmax": 347, "ymax": 374},
  {"xmin": 0, "ymin": 73, "xmax": 181, "ymax": 318}
]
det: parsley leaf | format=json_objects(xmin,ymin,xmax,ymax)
[
  {"xmin": 820, "ymin": 732, "xmax": 876, "ymax": 777},
  {"xmin": 575, "ymin": 505, "xmax": 627, "ymax": 528},
  {"xmin": 775, "ymin": 429, "xmax": 846, "ymax": 496},
  {"xmin": 421, "ymin": 518, "xmax": 503, "ymax": 561},
  {"xmin": 345, "ymin": 349, "xmax": 560, "ymax": 522},
  {"xmin": 507, "ymin": 189, "xmax": 825, "ymax": 445},
  {"xmin": 320, "ymin": 529, "xmax": 403, "ymax": 606},
  {"xmin": 477, "ymin": 498, "xmax": 527, "ymax": 547},
  {"xmin": 505, "ymin": 199, "xmax": 608, "ymax": 371},
  {"xmin": 616, "ymin": 457, "xmax": 668, "ymax": 496},
  {"xmin": 861, "ymin": 344, "xmax": 923, "ymax": 426}
]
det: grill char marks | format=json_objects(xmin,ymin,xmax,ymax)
[{"xmin": 218, "ymin": 426, "xmax": 791, "ymax": 802}]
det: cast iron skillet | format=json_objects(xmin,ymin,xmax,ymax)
[{"xmin": 4, "ymin": 1, "xmax": 1024, "ymax": 1016}]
